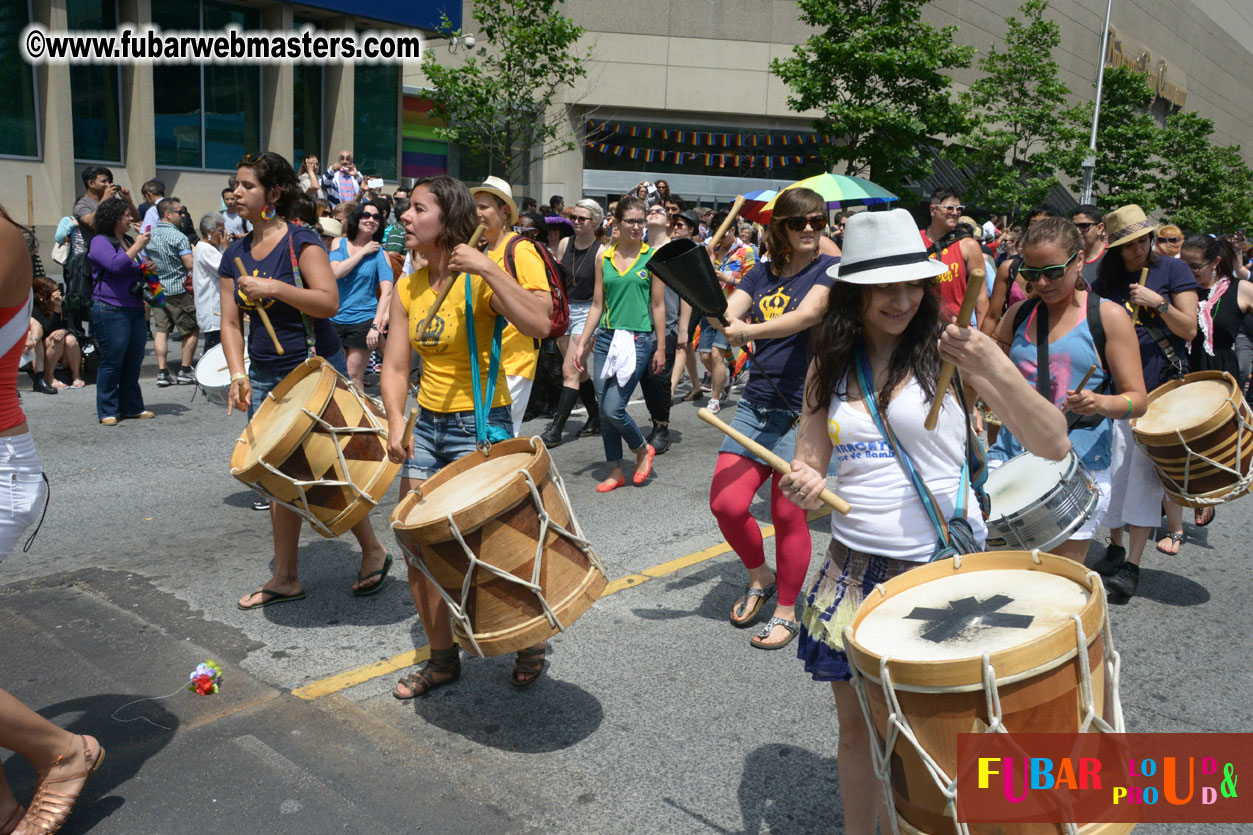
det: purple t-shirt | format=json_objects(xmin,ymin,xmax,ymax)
[
  {"xmin": 220, "ymin": 223, "xmax": 341, "ymax": 371},
  {"xmin": 1094, "ymin": 256, "xmax": 1198, "ymax": 390},
  {"xmin": 737, "ymin": 254, "xmax": 838, "ymax": 411},
  {"xmin": 88, "ymin": 235, "xmax": 144, "ymax": 308}
]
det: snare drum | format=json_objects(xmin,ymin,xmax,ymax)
[
  {"xmin": 230, "ymin": 356, "xmax": 405, "ymax": 537},
  {"xmin": 984, "ymin": 451, "xmax": 1098, "ymax": 551},
  {"xmin": 391, "ymin": 438, "xmax": 607, "ymax": 657},
  {"xmin": 195, "ymin": 343, "xmax": 249, "ymax": 405},
  {"xmin": 844, "ymin": 551, "xmax": 1128, "ymax": 835},
  {"xmin": 1132, "ymin": 370, "xmax": 1253, "ymax": 507}
]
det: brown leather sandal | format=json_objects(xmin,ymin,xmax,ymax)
[
  {"xmin": 0, "ymin": 805, "xmax": 24, "ymax": 835},
  {"xmin": 511, "ymin": 644, "xmax": 547, "ymax": 687},
  {"xmin": 17, "ymin": 734, "xmax": 104, "ymax": 835},
  {"xmin": 392, "ymin": 648, "xmax": 460, "ymax": 700}
]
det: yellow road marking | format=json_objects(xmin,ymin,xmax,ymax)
[{"xmin": 293, "ymin": 509, "xmax": 830, "ymax": 700}]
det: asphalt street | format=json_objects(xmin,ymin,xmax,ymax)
[{"xmin": 1, "ymin": 348, "xmax": 1249, "ymax": 834}]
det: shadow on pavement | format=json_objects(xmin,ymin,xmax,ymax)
[
  {"xmin": 736, "ymin": 743, "xmax": 840, "ymax": 835},
  {"xmin": 404, "ymin": 660, "xmax": 604, "ymax": 753},
  {"xmin": 4, "ymin": 693, "xmax": 179, "ymax": 833},
  {"xmin": 1126, "ymin": 567, "xmax": 1210, "ymax": 607}
]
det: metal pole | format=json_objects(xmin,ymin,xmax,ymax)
[{"xmin": 1081, "ymin": 0, "xmax": 1115, "ymax": 205}]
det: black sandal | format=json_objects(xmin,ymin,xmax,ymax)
[
  {"xmin": 511, "ymin": 644, "xmax": 547, "ymax": 687},
  {"xmin": 730, "ymin": 581, "xmax": 776, "ymax": 628},
  {"xmin": 393, "ymin": 648, "xmax": 460, "ymax": 699}
]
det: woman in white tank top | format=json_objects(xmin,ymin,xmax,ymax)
[{"xmin": 779, "ymin": 209, "xmax": 1071, "ymax": 835}]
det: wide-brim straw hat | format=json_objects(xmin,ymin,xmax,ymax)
[
  {"xmin": 317, "ymin": 217, "xmax": 342, "ymax": 237},
  {"xmin": 1104, "ymin": 204, "xmax": 1159, "ymax": 248},
  {"xmin": 828, "ymin": 208, "xmax": 950, "ymax": 285},
  {"xmin": 469, "ymin": 175, "xmax": 519, "ymax": 226}
]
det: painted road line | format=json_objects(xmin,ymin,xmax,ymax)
[{"xmin": 292, "ymin": 508, "xmax": 830, "ymax": 700}]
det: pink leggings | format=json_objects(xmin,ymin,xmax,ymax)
[{"xmin": 709, "ymin": 452, "xmax": 813, "ymax": 607}]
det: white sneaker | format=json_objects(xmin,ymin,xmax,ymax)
[{"xmin": 708, "ymin": 399, "xmax": 721, "ymax": 414}]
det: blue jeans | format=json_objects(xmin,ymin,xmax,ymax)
[
  {"xmin": 592, "ymin": 329, "xmax": 655, "ymax": 464},
  {"xmin": 400, "ymin": 405, "xmax": 514, "ymax": 480},
  {"xmin": 248, "ymin": 350, "xmax": 348, "ymax": 420},
  {"xmin": 91, "ymin": 301, "xmax": 146, "ymax": 420}
]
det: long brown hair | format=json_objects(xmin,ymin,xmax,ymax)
[
  {"xmin": 805, "ymin": 281, "xmax": 943, "ymax": 413},
  {"xmin": 764, "ymin": 187, "xmax": 824, "ymax": 271}
]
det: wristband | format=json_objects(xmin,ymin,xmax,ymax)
[
  {"xmin": 231, "ymin": 373, "xmax": 249, "ymax": 384},
  {"xmin": 1123, "ymin": 395, "xmax": 1134, "ymax": 418},
  {"xmin": 369, "ymin": 324, "xmax": 378, "ymax": 330}
]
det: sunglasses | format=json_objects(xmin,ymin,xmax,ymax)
[
  {"xmin": 1018, "ymin": 251, "xmax": 1079, "ymax": 281},
  {"xmin": 1184, "ymin": 259, "xmax": 1212, "ymax": 273},
  {"xmin": 780, "ymin": 215, "xmax": 827, "ymax": 232},
  {"xmin": 933, "ymin": 204, "xmax": 965, "ymax": 214},
  {"xmin": 360, "ymin": 212, "xmax": 381, "ymax": 220},
  {"xmin": 1159, "ymin": 236, "xmax": 1181, "ymax": 244},
  {"xmin": 1073, "ymin": 221, "xmax": 1097, "ymax": 231},
  {"xmin": 571, "ymin": 215, "xmax": 593, "ymax": 223},
  {"xmin": 513, "ymin": 226, "xmax": 540, "ymax": 237}
]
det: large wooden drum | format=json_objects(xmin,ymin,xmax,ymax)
[
  {"xmin": 1132, "ymin": 370, "xmax": 1253, "ymax": 507},
  {"xmin": 230, "ymin": 357, "xmax": 405, "ymax": 537},
  {"xmin": 844, "ymin": 551, "xmax": 1129, "ymax": 835},
  {"xmin": 391, "ymin": 437, "xmax": 607, "ymax": 657}
]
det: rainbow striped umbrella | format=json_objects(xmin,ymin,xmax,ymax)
[
  {"xmin": 739, "ymin": 189, "xmax": 778, "ymax": 223},
  {"xmin": 757, "ymin": 173, "xmax": 897, "ymax": 221}
]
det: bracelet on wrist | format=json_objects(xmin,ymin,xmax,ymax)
[
  {"xmin": 230, "ymin": 373, "xmax": 249, "ymax": 384},
  {"xmin": 1122, "ymin": 395, "xmax": 1134, "ymax": 419}
]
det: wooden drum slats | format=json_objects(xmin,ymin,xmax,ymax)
[
  {"xmin": 1132, "ymin": 371, "xmax": 1253, "ymax": 507},
  {"xmin": 391, "ymin": 438, "xmax": 607, "ymax": 657}
]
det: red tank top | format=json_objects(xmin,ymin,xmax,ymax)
[
  {"xmin": 920, "ymin": 230, "xmax": 968, "ymax": 321},
  {"xmin": 0, "ymin": 294, "xmax": 32, "ymax": 432}
]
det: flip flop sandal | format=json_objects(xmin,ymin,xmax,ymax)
[
  {"xmin": 352, "ymin": 553, "xmax": 393, "ymax": 597},
  {"xmin": 730, "ymin": 582, "xmax": 776, "ymax": 628},
  {"xmin": 511, "ymin": 644, "xmax": 547, "ymax": 687},
  {"xmin": 1156, "ymin": 531, "xmax": 1183, "ymax": 555},
  {"xmin": 1194, "ymin": 505, "xmax": 1215, "ymax": 527},
  {"xmin": 750, "ymin": 616, "xmax": 800, "ymax": 651},
  {"xmin": 238, "ymin": 588, "xmax": 307, "ymax": 610}
]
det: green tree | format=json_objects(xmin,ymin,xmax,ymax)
[
  {"xmin": 1157, "ymin": 111, "xmax": 1253, "ymax": 233},
  {"xmin": 422, "ymin": 0, "xmax": 588, "ymax": 185},
  {"xmin": 949, "ymin": 0, "xmax": 1082, "ymax": 215},
  {"xmin": 770, "ymin": 0, "xmax": 974, "ymax": 193},
  {"xmin": 1059, "ymin": 65, "xmax": 1161, "ymax": 211}
]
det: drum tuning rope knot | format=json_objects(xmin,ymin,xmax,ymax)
[
  {"xmin": 1030, "ymin": 548, "xmax": 1043, "ymax": 564},
  {"xmin": 1156, "ymin": 418, "xmax": 1253, "ymax": 504}
]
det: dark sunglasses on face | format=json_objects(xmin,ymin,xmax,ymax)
[
  {"xmin": 1160, "ymin": 236, "xmax": 1181, "ymax": 244},
  {"xmin": 781, "ymin": 215, "xmax": 827, "ymax": 232},
  {"xmin": 571, "ymin": 215, "xmax": 592, "ymax": 223},
  {"xmin": 361, "ymin": 212, "xmax": 381, "ymax": 220},
  {"xmin": 513, "ymin": 226, "xmax": 540, "ymax": 237},
  {"xmin": 1073, "ymin": 221, "xmax": 1096, "ymax": 231},
  {"xmin": 1019, "ymin": 251, "xmax": 1079, "ymax": 281}
]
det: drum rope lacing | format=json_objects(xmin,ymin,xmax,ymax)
[
  {"xmin": 396, "ymin": 442, "xmax": 606, "ymax": 657},
  {"xmin": 1145, "ymin": 412, "xmax": 1253, "ymax": 505},
  {"xmin": 243, "ymin": 403, "xmax": 390, "ymax": 537},
  {"xmin": 847, "ymin": 552, "xmax": 1124, "ymax": 835}
]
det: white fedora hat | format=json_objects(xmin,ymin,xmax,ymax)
[
  {"xmin": 828, "ymin": 208, "xmax": 950, "ymax": 285},
  {"xmin": 469, "ymin": 175, "xmax": 519, "ymax": 225}
]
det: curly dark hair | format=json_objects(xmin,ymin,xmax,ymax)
[
  {"xmin": 33, "ymin": 276, "xmax": 58, "ymax": 316},
  {"xmin": 345, "ymin": 199, "xmax": 387, "ymax": 243},
  {"xmin": 236, "ymin": 151, "xmax": 303, "ymax": 221},
  {"xmin": 805, "ymin": 280, "xmax": 943, "ymax": 414},
  {"xmin": 412, "ymin": 176, "xmax": 478, "ymax": 254},
  {"xmin": 92, "ymin": 197, "xmax": 134, "ymax": 242}
]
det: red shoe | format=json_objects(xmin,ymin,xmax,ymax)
[
  {"xmin": 596, "ymin": 476, "xmax": 626, "ymax": 493},
  {"xmin": 633, "ymin": 444, "xmax": 656, "ymax": 485}
]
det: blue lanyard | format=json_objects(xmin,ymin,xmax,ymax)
[{"xmin": 463, "ymin": 275, "xmax": 509, "ymax": 450}]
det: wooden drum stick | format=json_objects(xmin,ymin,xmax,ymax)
[
  {"xmin": 234, "ymin": 256, "xmax": 283, "ymax": 355},
  {"xmin": 1131, "ymin": 266, "xmax": 1150, "ymax": 325},
  {"xmin": 417, "ymin": 224, "xmax": 486, "ymax": 340},
  {"xmin": 706, "ymin": 195, "xmax": 746, "ymax": 255},
  {"xmin": 925, "ymin": 272, "xmax": 986, "ymax": 431},
  {"xmin": 697, "ymin": 408, "xmax": 851, "ymax": 515}
]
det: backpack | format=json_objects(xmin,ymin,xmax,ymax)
[
  {"xmin": 63, "ymin": 245, "xmax": 95, "ymax": 316},
  {"xmin": 504, "ymin": 235, "xmax": 569, "ymax": 338}
]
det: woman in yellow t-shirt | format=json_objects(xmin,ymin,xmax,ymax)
[{"xmin": 379, "ymin": 177, "xmax": 553, "ymax": 698}]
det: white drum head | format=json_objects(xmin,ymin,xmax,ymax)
[
  {"xmin": 853, "ymin": 569, "xmax": 1089, "ymax": 662},
  {"xmin": 402, "ymin": 452, "xmax": 534, "ymax": 526},
  {"xmin": 196, "ymin": 344, "xmax": 249, "ymax": 404},
  {"xmin": 1139, "ymin": 379, "xmax": 1230, "ymax": 434},
  {"xmin": 985, "ymin": 453, "xmax": 1072, "ymax": 519}
]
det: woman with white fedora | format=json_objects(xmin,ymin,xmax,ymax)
[
  {"xmin": 780, "ymin": 208, "xmax": 1070, "ymax": 835},
  {"xmin": 1088, "ymin": 204, "xmax": 1197, "ymax": 602}
]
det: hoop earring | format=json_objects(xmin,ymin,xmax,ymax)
[{"xmin": 261, "ymin": 204, "xmax": 276, "ymax": 221}]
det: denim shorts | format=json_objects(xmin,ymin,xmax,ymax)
[
  {"xmin": 718, "ymin": 398, "xmax": 799, "ymax": 466},
  {"xmin": 401, "ymin": 405, "xmax": 514, "ymax": 480},
  {"xmin": 248, "ymin": 350, "xmax": 348, "ymax": 420},
  {"xmin": 568, "ymin": 300, "xmax": 593, "ymax": 337},
  {"xmin": 697, "ymin": 317, "xmax": 730, "ymax": 353}
]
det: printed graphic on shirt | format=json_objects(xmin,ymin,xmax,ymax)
[
  {"xmin": 415, "ymin": 305, "xmax": 448, "ymax": 353},
  {"xmin": 758, "ymin": 287, "xmax": 793, "ymax": 321},
  {"xmin": 828, "ymin": 416, "xmax": 840, "ymax": 445},
  {"xmin": 234, "ymin": 267, "xmax": 276, "ymax": 311},
  {"xmin": 832, "ymin": 438, "xmax": 896, "ymax": 463}
]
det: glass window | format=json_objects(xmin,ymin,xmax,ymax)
[
  {"xmin": 293, "ymin": 64, "xmax": 323, "ymax": 165},
  {"xmin": 153, "ymin": 1, "xmax": 260, "ymax": 169},
  {"xmin": 0, "ymin": 2, "xmax": 39, "ymax": 158},
  {"xmin": 354, "ymin": 65, "xmax": 398, "ymax": 180},
  {"xmin": 68, "ymin": 0, "xmax": 122, "ymax": 162}
]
